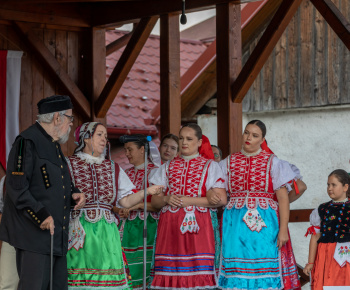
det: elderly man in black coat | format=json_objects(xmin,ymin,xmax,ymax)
[{"xmin": 0, "ymin": 95, "xmax": 86, "ymax": 290}]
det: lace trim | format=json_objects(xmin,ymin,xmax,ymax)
[
  {"xmin": 181, "ymin": 153, "xmax": 200, "ymax": 160},
  {"xmin": 127, "ymin": 210, "xmax": 159, "ymax": 221},
  {"xmin": 161, "ymin": 205, "xmax": 208, "ymax": 214},
  {"xmin": 332, "ymin": 198, "xmax": 349, "ymax": 203},
  {"xmin": 71, "ymin": 208, "xmax": 118, "ymax": 224},
  {"xmin": 76, "ymin": 151, "xmax": 104, "ymax": 164},
  {"xmin": 240, "ymin": 148, "xmax": 262, "ymax": 157},
  {"xmin": 226, "ymin": 196, "xmax": 278, "ymax": 210}
]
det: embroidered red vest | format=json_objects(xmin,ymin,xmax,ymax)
[
  {"xmin": 66, "ymin": 155, "xmax": 118, "ymax": 223},
  {"xmin": 226, "ymin": 150, "xmax": 277, "ymax": 211},
  {"xmin": 125, "ymin": 163, "xmax": 158, "ymax": 220}
]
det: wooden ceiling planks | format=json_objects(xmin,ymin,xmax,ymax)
[
  {"xmin": 95, "ymin": 16, "xmax": 158, "ymax": 118},
  {"xmin": 311, "ymin": 0, "xmax": 350, "ymax": 51},
  {"xmin": 13, "ymin": 21, "xmax": 91, "ymax": 119},
  {"xmin": 231, "ymin": 0, "xmax": 303, "ymax": 103}
]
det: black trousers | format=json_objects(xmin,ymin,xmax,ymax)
[{"xmin": 15, "ymin": 249, "xmax": 68, "ymax": 290}]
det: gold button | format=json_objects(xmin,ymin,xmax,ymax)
[
  {"xmin": 61, "ymin": 165, "xmax": 63, "ymax": 168},
  {"xmin": 64, "ymin": 206, "xmax": 66, "ymax": 209},
  {"xmin": 64, "ymin": 216, "xmax": 66, "ymax": 219},
  {"xmin": 56, "ymin": 146, "xmax": 58, "ymax": 148},
  {"xmin": 62, "ymin": 176, "xmax": 64, "ymax": 179},
  {"xmin": 27, "ymin": 209, "xmax": 30, "ymax": 213},
  {"xmin": 35, "ymin": 217, "xmax": 38, "ymax": 220},
  {"xmin": 30, "ymin": 211, "xmax": 33, "ymax": 214},
  {"xmin": 37, "ymin": 220, "xmax": 40, "ymax": 223},
  {"xmin": 63, "ymin": 226, "xmax": 66, "ymax": 230},
  {"xmin": 43, "ymin": 171, "xmax": 46, "ymax": 174},
  {"xmin": 64, "ymin": 196, "xmax": 66, "ymax": 199},
  {"xmin": 45, "ymin": 180, "xmax": 48, "ymax": 182},
  {"xmin": 59, "ymin": 155, "xmax": 61, "ymax": 158},
  {"xmin": 43, "ymin": 167, "xmax": 46, "ymax": 170},
  {"xmin": 33, "ymin": 214, "xmax": 35, "ymax": 217},
  {"xmin": 63, "ymin": 186, "xmax": 65, "ymax": 189},
  {"xmin": 45, "ymin": 176, "xmax": 47, "ymax": 178},
  {"xmin": 47, "ymin": 184, "xmax": 50, "ymax": 187}
]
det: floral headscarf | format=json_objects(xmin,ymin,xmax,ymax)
[{"xmin": 74, "ymin": 122, "xmax": 110, "ymax": 158}]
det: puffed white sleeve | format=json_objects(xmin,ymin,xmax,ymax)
[
  {"xmin": 205, "ymin": 161, "xmax": 226, "ymax": 190},
  {"xmin": 271, "ymin": 156, "xmax": 298, "ymax": 192},
  {"xmin": 148, "ymin": 162, "xmax": 168, "ymax": 190},
  {"xmin": 305, "ymin": 208, "xmax": 321, "ymax": 236},
  {"xmin": 116, "ymin": 166, "xmax": 136, "ymax": 208},
  {"xmin": 218, "ymin": 157, "xmax": 229, "ymax": 191}
]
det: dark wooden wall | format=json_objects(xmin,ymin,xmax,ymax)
[
  {"xmin": 242, "ymin": 0, "xmax": 350, "ymax": 112},
  {"xmin": 0, "ymin": 24, "xmax": 89, "ymax": 156}
]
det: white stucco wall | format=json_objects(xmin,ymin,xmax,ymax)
[{"xmin": 198, "ymin": 105, "xmax": 350, "ymax": 273}]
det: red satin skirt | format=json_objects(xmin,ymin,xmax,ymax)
[
  {"xmin": 151, "ymin": 209, "xmax": 216, "ymax": 289},
  {"xmin": 311, "ymin": 242, "xmax": 350, "ymax": 289}
]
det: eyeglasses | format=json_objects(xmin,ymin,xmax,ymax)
[{"xmin": 62, "ymin": 114, "xmax": 74, "ymax": 123}]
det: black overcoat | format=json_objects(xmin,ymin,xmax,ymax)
[{"xmin": 0, "ymin": 122, "xmax": 79, "ymax": 256}]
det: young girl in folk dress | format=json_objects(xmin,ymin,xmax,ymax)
[{"xmin": 304, "ymin": 169, "xmax": 350, "ymax": 289}]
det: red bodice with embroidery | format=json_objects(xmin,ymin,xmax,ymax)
[
  {"xmin": 125, "ymin": 163, "xmax": 158, "ymax": 220},
  {"xmin": 66, "ymin": 155, "xmax": 117, "ymax": 223},
  {"xmin": 226, "ymin": 150, "xmax": 278, "ymax": 210}
]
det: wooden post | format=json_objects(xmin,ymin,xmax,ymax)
[
  {"xmin": 216, "ymin": 3, "xmax": 242, "ymax": 157},
  {"xmin": 90, "ymin": 28, "xmax": 106, "ymax": 124},
  {"xmin": 160, "ymin": 13, "xmax": 181, "ymax": 136}
]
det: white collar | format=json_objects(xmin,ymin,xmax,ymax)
[
  {"xmin": 77, "ymin": 151, "xmax": 105, "ymax": 165},
  {"xmin": 181, "ymin": 153, "xmax": 200, "ymax": 160},
  {"xmin": 332, "ymin": 198, "xmax": 348, "ymax": 203},
  {"xmin": 135, "ymin": 163, "xmax": 145, "ymax": 170},
  {"xmin": 241, "ymin": 148, "xmax": 262, "ymax": 157}
]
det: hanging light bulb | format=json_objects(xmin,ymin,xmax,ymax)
[{"xmin": 180, "ymin": 0, "xmax": 187, "ymax": 25}]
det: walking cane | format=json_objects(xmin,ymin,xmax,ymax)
[
  {"xmin": 50, "ymin": 233, "xmax": 53, "ymax": 290},
  {"xmin": 143, "ymin": 136, "xmax": 151, "ymax": 290}
]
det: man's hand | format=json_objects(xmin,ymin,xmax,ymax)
[
  {"xmin": 40, "ymin": 216, "xmax": 55, "ymax": 235},
  {"xmin": 72, "ymin": 193, "xmax": 86, "ymax": 210}
]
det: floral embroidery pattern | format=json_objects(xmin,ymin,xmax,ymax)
[
  {"xmin": 334, "ymin": 242, "xmax": 350, "ymax": 267},
  {"xmin": 180, "ymin": 210, "xmax": 199, "ymax": 234},
  {"xmin": 243, "ymin": 209, "xmax": 267, "ymax": 232},
  {"xmin": 68, "ymin": 217, "xmax": 86, "ymax": 251}
]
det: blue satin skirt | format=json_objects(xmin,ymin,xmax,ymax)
[{"xmin": 218, "ymin": 206, "xmax": 282, "ymax": 290}]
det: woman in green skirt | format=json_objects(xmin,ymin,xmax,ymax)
[
  {"xmin": 118, "ymin": 135, "xmax": 160, "ymax": 289},
  {"xmin": 66, "ymin": 123, "xmax": 163, "ymax": 289}
]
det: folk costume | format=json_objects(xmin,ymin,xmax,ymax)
[
  {"xmin": 0, "ymin": 95, "xmax": 78, "ymax": 290},
  {"xmin": 122, "ymin": 161, "xmax": 158, "ymax": 289},
  {"xmin": 149, "ymin": 152, "xmax": 225, "ymax": 289},
  {"xmin": 218, "ymin": 147, "xmax": 301, "ymax": 290},
  {"xmin": 306, "ymin": 199, "xmax": 350, "ymax": 289},
  {"xmin": 66, "ymin": 122, "xmax": 133, "ymax": 289}
]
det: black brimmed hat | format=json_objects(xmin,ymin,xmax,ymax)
[{"xmin": 37, "ymin": 95, "xmax": 73, "ymax": 114}]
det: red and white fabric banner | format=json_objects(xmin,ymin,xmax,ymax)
[{"xmin": 0, "ymin": 50, "xmax": 23, "ymax": 170}]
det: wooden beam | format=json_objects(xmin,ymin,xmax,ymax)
[
  {"xmin": 0, "ymin": 8, "xmax": 90, "ymax": 27},
  {"xmin": 90, "ymin": 28, "xmax": 107, "ymax": 123},
  {"xmin": 95, "ymin": 16, "xmax": 158, "ymax": 118},
  {"xmin": 310, "ymin": 0, "xmax": 350, "ymax": 51},
  {"xmin": 106, "ymin": 26, "xmax": 135, "ymax": 56},
  {"xmin": 231, "ymin": 0, "xmax": 302, "ymax": 103},
  {"xmin": 216, "ymin": 3, "xmax": 242, "ymax": 157},
  {"xmin": 160, "ymin": 13, "xmax": 181, "ymax": 136},
  {"xmin": 14, "ymin": 22, "xmax": 91, "ymax": 119},
  {"xmin": 289, "ymin": 209, "xmax": 313, "ymax": 223},
  {"xmin": 92, "ymin": 0, "xmax": 248, "ymax": 27},
  {"xmin": 180, "ymin": 0, "xmax": 282, "ymax": 120}
]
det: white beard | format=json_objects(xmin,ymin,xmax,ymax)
[{"xmin": 58, "ymin": 126, "xmax": 71, "ymax": 144}]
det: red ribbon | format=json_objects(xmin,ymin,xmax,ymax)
[
  {"xmin": 304, "ymin": 226, "xmax": 320, "ymax": 237},
  {"xmin": 293, "ymin": 180, "xmax": 300, "ymax": 195}
]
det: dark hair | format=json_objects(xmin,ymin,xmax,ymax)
[
  {"xmin": 160, "ymin": 134, "xmax": 179, "ymax": 151},
  {"xmin": 246, "ymin": 120, "xmax": 266, "ymax": 138},
  {"xmin": 126, "ymin": 134, "xmax": 150, "ymax": 155},
  {"xmin": 180, "ymin": 123, "xmax": 202, "ymax": 140},
  {"xmin": 329, "ymin": 169, "xmax": 350, "ymax": 197},
  {"xmin": 211, "ymin": 145, "xmax": 222, "ymax": 159}
]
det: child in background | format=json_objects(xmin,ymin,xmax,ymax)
[{"xmin": 304, "ymin": 169, "xmax": 350, "ymax": 289}]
